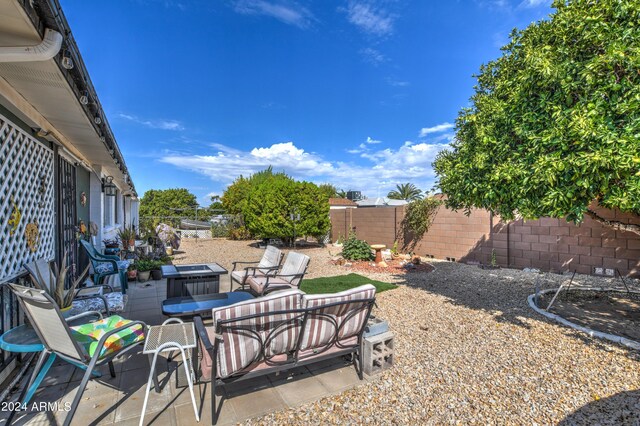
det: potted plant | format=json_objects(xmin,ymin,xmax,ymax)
[
  {"xmin": 127, "ymin": 263, "xmax": 138, "ymax": 281},
  {"xmin": 136, "ymin": 259, "xmax": 154, "ymax": 282},
  {"xmin": 117, "ymin": 225, "xmax": 136, "ymax": 251},
  {"xmin": 150, "ymin": 259, "xmax": 165, "ymax": 280},
  {"xmin": 391, "ymin": 240, "xmax": 401, "ymax": 260},
  {"xmin": 30, "ymin": 252, "xmax": 90, "ymax": 312}
]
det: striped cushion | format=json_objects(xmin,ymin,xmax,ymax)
[
  {"xmin": 209, "ymin": 289, "xmax": 303, "ymax": 378},
  {"xmin": 280, "ymin": 252, "xmax": 310, "ymax": 286},
  {"xmin": 246, "ymin": 276, "xmax": 295, "ymax": 294},
  {"xmin": 299, "ymin": 284, "xmax": 376, "ymax": 351}
]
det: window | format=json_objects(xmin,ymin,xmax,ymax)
[{"xmin": 103, "ymin": 190, "xmax": 119, "ymax": 226}]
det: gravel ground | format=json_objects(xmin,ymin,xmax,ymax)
[{"xmin": 176, "ymin": 239, "xmax": 640, "ymax": 425}]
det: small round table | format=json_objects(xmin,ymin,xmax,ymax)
[{"xmin": 0, "ymin": 323, "xmax": 102, "ymax": 423}]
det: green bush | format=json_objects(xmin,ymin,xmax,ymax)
[
  {"xmin": 228, "ymin": 226, "xmax": 251, "ymax": 240},
  {"xmin": 341, "ymin": 232, "xmax": 373, "ymax": 261},
  {"xmin": 135, "ymin": 259, "xmax": 163, "ymax": 272}
]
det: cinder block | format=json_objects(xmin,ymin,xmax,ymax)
[{"xmin": 363, "ymin": 331, "xmax": 394, "ymax": 376}]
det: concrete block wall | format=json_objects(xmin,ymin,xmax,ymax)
[{"xmin": 329, "ymin": 203, "xmax": 640, "ymax": 277}]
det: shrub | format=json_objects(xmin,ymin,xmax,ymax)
[
  {"xmin": 228, "ymin": 226, "xmax": 251, "ymax": 240},
  {"xmin": 341, "ymin": 232, "xmax": 373, "ymax": 261}
]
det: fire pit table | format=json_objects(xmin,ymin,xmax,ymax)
[{"xmin": 161, "ymin": 263, "xmax": 228, "ymax": 298}]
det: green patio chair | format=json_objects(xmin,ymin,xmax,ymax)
[
  {"xmin": 80, "ymin": 240, "xmax": 130, "ymax": 294},
  {"xmin": 8, "ymin": 283, "xmax": 146, "ymax": 426}
]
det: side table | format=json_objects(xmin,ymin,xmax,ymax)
[{"xmin": 140, "ymin": 318, "xmax": 199, "ymax": 425}]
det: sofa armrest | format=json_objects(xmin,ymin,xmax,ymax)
[{"xmin": 194, "ymin": 316, "xmax": 213, "ymax": 351}]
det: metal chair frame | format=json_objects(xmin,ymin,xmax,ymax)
[
  {"xmin": 8, "ymin": 284, "xmax": 146, "ymax": 426},
  {"xmin": 195, "ymin": 296, "xmax": 375, "ymax": 425}
]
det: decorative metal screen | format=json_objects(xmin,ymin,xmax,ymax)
[
  {"xmin": 0, "ymin": 113, "xmax": 55, "ymax": 281},
  {"xmin": 57, "ymin": 155, "xmax": 77, "ymax": 285}
]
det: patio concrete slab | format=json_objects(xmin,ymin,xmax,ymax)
[
  {"xmin": 7, "ymin": 276, "xmax": 371, "ymax": 425},
  {"xmin": 269, "ymin": 367, "xmax": 330, "ymax": 407}
]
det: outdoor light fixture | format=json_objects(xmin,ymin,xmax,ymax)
[
  {"xmin": 102, "ymin": 176, "xmax": 117, "ymax": 196},
  {"xmin": 94, "ymin": 115, "xmax": 102, "ymax": 124},
  {"xmin": 80, "ymin": 91, "xmax": 89, "ymax": 105},
  {"xmin": 61, "ymin": 50, "xmax": 73, "ymax": 69}
]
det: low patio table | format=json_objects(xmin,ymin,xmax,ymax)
[
  {"xmin": 162, "ymin": 291, "xmax": 254, "ymax": 319},
  {"xmin": 140, "ymin": 319, "xmax": 199, "ymax": 426},
  {"xmin": 161, "ymin": 263, "xmax": 228, "ymax": 299}
]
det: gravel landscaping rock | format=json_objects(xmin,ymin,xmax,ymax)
[{"xmin": 176, "ymin": 239, "xmax": 640, "ymax": 425}]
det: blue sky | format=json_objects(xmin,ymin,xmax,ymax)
[{"xmin": 61, "ymin": 0, "xmax": 553, "ymax": 205}]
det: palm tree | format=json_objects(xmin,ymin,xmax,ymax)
[{"xmin": 387, "ymin": 183, "xmax": 423, "ymax": 201}]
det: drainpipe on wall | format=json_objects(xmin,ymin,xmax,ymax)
[{"xmin": 0, "ymin": 29, "xmax": 63, "ymax": 63}]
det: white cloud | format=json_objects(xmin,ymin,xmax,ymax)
[
  {"xmin": 419, "ymin": 122, "xmax": 454, "ymax": 137},
  {"xmin": 366, "ymin": 136, "xmax": 381, "ymax": 144},
  {"xmin": 118, "ymin": 113, "xmax": 184, "ymax": 131},
  {"xmin": 386, "ymin": 77, "xmax": 410, "ymax": 87},
  {"xmin": 233, "ymin": 0, "xmax": 315, "ymax": 28},
  {"xmin": 359, "ymin": 47, "xmax": 387, "ymax": 65},
  {"xmin": 519, "ymin": 0, "xmax": 551, "ymax": 8},
  {"xmin": 160, "ymin": 136, "xmax": 451, "ymax": 197},
  {"xmin": 345, "ymin": 1, "xmax": 395, "ymax": 36}
]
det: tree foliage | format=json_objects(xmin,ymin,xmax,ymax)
[
  {"xmin": 387, "ymin": 183, "xmax": 423, "ymax": 201},
  {"xmin": 433, "ymin": 0, "xmax": 640, "ymax": 234},
  {"xmin": 139, "ymin": 188, "xmax": 198, "ymax": 221},
  {"xmin": 318, "ymin": 183, "xmax": 343, "ymax": 199},
  {"xmin": 223, "ymin": 168, "xmax": 331, "ymax": 244},
  {"xmin": 399, "ymin": 197, "xmax": 442, "ymax": 251}
]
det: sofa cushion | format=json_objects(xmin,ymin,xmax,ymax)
[
  {"xmin": 246, "ymin": 276, "xmax": 295, "ymax": 294},
  {"xmin": 299, "ymin": 284, "xmax": 376, "ymax": 351},
  {"xmin": 204, "ymin": 289, "xmax": 303, "ymax": 378}
]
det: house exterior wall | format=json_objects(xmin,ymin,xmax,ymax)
[{"xmin": 329, "ymin": 204, "xmax": 640, "ymax": 277}]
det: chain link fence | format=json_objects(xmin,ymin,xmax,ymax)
[{"xmin": 139, "ymin": 214, "xmax": 248, "ymax": 240}]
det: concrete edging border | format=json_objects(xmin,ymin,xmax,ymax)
[{"xmin": 528, "ymin": 287, "xmax": 640, "ymax": 351}]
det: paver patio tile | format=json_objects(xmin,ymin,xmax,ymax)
[{"xmin": 269, "ymin": 367, "xmax": 330, "ymax": 406}]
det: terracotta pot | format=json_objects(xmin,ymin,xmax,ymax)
[
  {"xmin": 128, "ymin": 239, "xmax": 135, "ymax": 251},
  {"xmin": 128, "ymin": 270, "xmax": 138, "ymax": 280},
  {"xmin": 138, "ymin": 271, "xmax": 151, "ymax": 282}
]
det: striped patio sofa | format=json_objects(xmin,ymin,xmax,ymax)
[{"xmin": 194, "ymin": 284, "xmax": 376, "ymax": 425}]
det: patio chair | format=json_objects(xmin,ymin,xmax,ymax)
[
  {"xmin": 230, "ymin": 245, "xmax": 284, "ymax": 291},
  {"xmin": 245, "ymin": 251, "xmax": 310, "ymax": 296},
  {"xmin": 80, "ymin": 239, "xmax": 130, "ymax": 293},
  {"xmin": 8, "ymin": 283, "xmax": 146, "ymax": 426},
  {"xmin": 24, "ymin": 259, "xmax": 126, "ymax": 315}
]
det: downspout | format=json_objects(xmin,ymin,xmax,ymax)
[{"xmin": 0, "ymin": 28, "xmax": 63, "ymax": 62}]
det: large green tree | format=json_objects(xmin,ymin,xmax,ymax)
[
  {"xmin": 222, "ymin": 167, "xmax": 275, "ymax": 215},
  {"xmin": 234, "ymin": 169, "xmax": 331, "ymax": 244},
  {"xmin": 139, "ymin": 188, "xmax": 198, "ymax": 219},
  {"xmin": 139, "ymin": 188, "xmax": 198, "ymax": 232},
  {"xmin": 387, "ymin": 183, "xmax": 423, "ymax": 201},
  {"xmin": 433, "ymin": 0, "xmax": 640, "ymax": 235}
]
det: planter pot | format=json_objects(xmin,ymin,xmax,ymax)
[
  {"xmin": 165, "ymin": 246, "xmax": 173, "ymax": 256},
  {"xmin": 138, "ymin": 271, "xmax": 151, "ymax": 282},
  {"xmin": 60, "ymin": 305, "xmax": 72, "ymax": 313},
  {"xmin": 128, "ymin": 270, "xmax": 138, "ymax": 280},
  {"xmin": 151, "ymin": 269, "xmax": 162, "ymax": 281}
]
